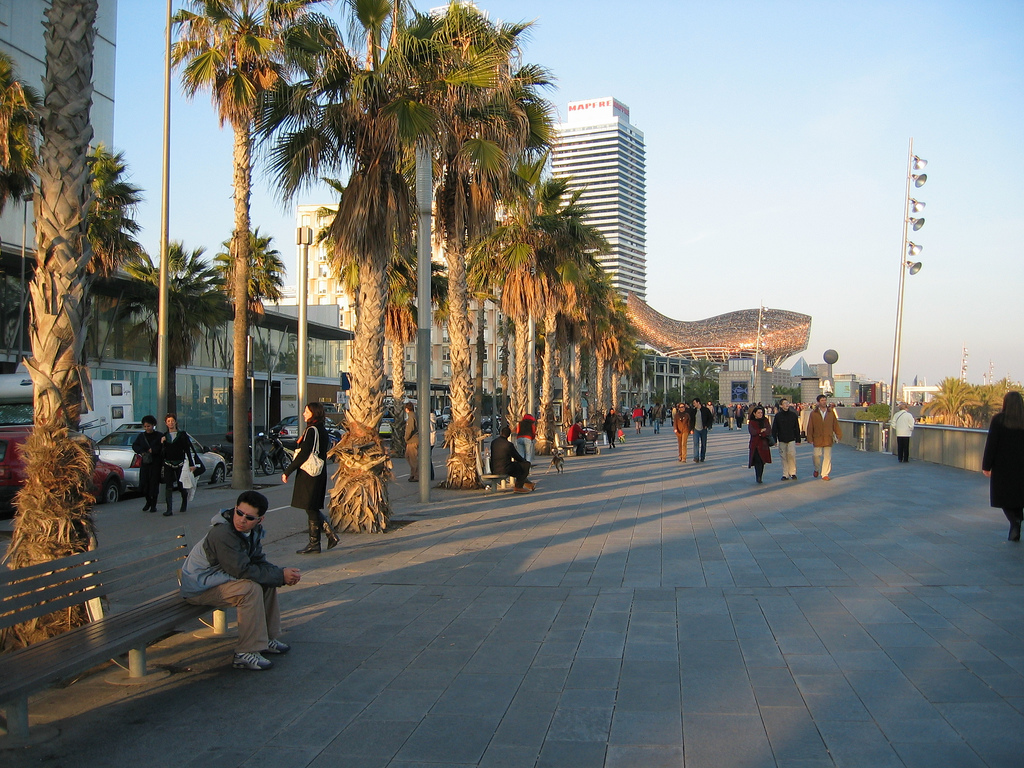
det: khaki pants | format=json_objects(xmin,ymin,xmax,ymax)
[
  {"xmin": 778, "ymin": 441, "xmax": 798, "ymax": 478},
  {"xmin": 406, "ymin": 439, "xmax": 419, "ymax": 480},
  {"xmin": 675, "ymin": 432, "xmax": 688, "ymax": 461},
  {"xmin": 186, "ymin": 579, "xmax": 280, "ymax": 654},
  {"xmin": 812, "ymin": 445, "xmax": 833, "ymax": 478}
]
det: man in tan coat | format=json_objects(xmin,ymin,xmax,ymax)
[{"xmin": 805, "ymin": 394, "xmax": 843, "ymax": 480}]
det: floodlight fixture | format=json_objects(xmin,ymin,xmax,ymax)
[
  {"xmin": 910, "ymin": 217, "xmax": 925, "ymax": 231},
  {"xmin": 907, "ymin": 242, "xmax": 922, "ymax": 257},
  {"xmin": 913, "ymin": 173, "xmax": 927, "ymax": 188},
  {"xmin": 909, "ymin": 199, "xmax": 926, "ymax": 213}
]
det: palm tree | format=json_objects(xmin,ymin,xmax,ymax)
[
  {"xmin": 87, "ymin": 144, "xmax": 144, "ymax": 276},
  {"xmin": 429, "ymin": 2, "xmax": 554, "ymax": 488},
  {"xmin": 122, "ymin": 244, "xmax": 232, "ymax": 410},
  {"xmin": 214, "ymin": 227, "xmax": 286, "ymax": 316},
  {"xmin": 923, "ymin": 377, "xmax": 980, "ymax": 427},
  {"xmin": 173, "ymin": 0, "xmax": 318, "ymax": 488},
  {"xmin": 4, "ymin": 0, "xmax": 99, "ymax": 649},
  {"xmin": 0, "ymin": 50, "xmax": 40, "ymax": 213}
]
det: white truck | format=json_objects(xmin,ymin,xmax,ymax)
[{"xmin": 0, "ymin": 373, "xmax": 134, "ymax": 441}]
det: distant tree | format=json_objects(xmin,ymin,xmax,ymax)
[
  {"xmin": 923, "ymin": 377, "xmax": 979, "ymax": 427},
  {"xmin": 0, "ymin": 50, "xmax": 40, "ymax": 213},
  {"xmin": 215, "ymin": 227, "xmax": 285, "ymax": 317},
  {"xmin": 87, "ymin": 145, "xmax": 144, "ymax": 276}
]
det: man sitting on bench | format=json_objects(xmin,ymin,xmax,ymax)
[
  {"xmin": 180, "ymin": 490, "xmax": 301, "ymax": 671},
  {"xmin": 567, "ymin": 419, "xmax": 586, "ymax": 456},
  {"xmin": 491, "ymin": 425, "xmax": 535, "ymax": 493}
]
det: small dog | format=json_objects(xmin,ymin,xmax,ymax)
[{"xmin": 549, "ymin": 448, "xmax": 565, "ymax": 473}]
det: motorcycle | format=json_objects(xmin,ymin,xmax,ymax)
[
  {"xmin": 213, "ymin": 432, "xmax": 276, "ymax": 476},
  {"xmin": 263, "ymin": 431, "xmax": 294, "ymax": 473}
]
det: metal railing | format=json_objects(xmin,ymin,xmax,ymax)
[{"xmin": 836, "ymin": 419, "xmax": 986, "ymax": 471}]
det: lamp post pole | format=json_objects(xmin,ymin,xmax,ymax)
[
  {"xmin": 415, "ymin": 142, "xmax": 433, "ymax": 503},
  {"xmin": 157, "ymin": 0, "xmax": 173, "ymax": 420},
  {"xmin": 296, "ymin": 226, "xmax": 312, "ymax": 412},
  {"xmin": 889, "ymin": 138, "xmax": 927, "ymax": 432}
]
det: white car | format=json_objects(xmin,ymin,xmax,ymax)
[{"xmin": 96, "ymin": 426, "xmax": 227, "ymax": 490}]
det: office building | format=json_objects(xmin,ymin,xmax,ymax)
[{"xmin": 551, "ymin": 97, "xmax": 647, "ymax": 300}]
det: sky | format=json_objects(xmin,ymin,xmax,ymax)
[{"xmin": 113, "ymin": 0, "xmax": 1024, "ymax": 388}]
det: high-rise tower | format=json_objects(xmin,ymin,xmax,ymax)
[{"xmin": 551, "ymin": 97, "xmax": 647, "ymax": 300}]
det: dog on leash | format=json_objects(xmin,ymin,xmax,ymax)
[{"xmin": 549, "ymin": 448, "xmax": 565, "ymax": 474}]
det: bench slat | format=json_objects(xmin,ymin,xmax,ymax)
[
  {"xmin": 0, "ymin": 549, "xmax": 100, "ymax": 589},
  {"xmin": 0, "ymin": 594, "xmax": 209, "ymax": 705},
  {"xmin": 0, "ymin": 582, "xmax": 106, "ymax": 628}
]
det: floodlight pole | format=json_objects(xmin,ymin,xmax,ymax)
[
  {"xmin": 156, "ymin": 0, "xmax": 172, "ymax": 419},
  {"xmin": 889, "ymin": 138, "xmax": 915, "ymax": 428},
  {"xmin": 415, "ymin": 142, "xmax": 433, "ymax": 503}
]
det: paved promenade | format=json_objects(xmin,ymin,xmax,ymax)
[{"xmin": 5, "ymin": 426, "xmax": 1024, "ymax": 767}]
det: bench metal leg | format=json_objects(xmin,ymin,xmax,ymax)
[
  {"xmin": 129, "ymin": 646, "xmax": 147, "ymax": 678},
  {"xmin": 212, "ymin": 608, "xmax": 228, "ymax": 635},
  {"xmin": 2, "ymin": 697, "xmax": 29, "ymax": 740}
]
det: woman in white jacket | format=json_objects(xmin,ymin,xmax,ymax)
[{"xmin": 890, "ymin": 403, "xmax": 915, "ymax": 463}]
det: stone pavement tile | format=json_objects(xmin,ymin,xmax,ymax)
[
  {"xmin": 535, "ymin": 740, "xmax": 606, "ymax": 768},
  {"xmin": 623, "ymin": 640, "xmax": 679, "ymax": 661},
  {"xmin": 533, "ymin": 639, "xmax": 579, "ymax": 668},
  {"xmin": 760, "ymin": 705, "xmax": 829, "ymax": 761},
  {"xmin": 606, "ymin": 745, "xmax": 685, "ymax": 768},
  {"xmin": 429, "ymin": 672, "xmax": 522, "ymax": 719},
  {"xmin": 904, "ymin": 668, "xmax": 1004, "ymax": 704},
  {"xmin": 238, "ymin": 745, "xmax": 322, "ymax": 768},
  {"xmin": 678, "ymin": 612, "xmax": 735, "ymax": 642},
  {"xmin": 182, "ymin": 748, "xmax": 253, "ymax": 768},
  {"xmin": 830, "ymin": 649, "xmax": 898, "ymax": 671},
  {"xmin": 356, "ymin": 688, "xmax": 442, "ymax": 721},
  {"xmin": 890, "ymin": 741, "xmax": 988, "ymax": 768},
  {"xmin": 546, "ymin": 705, "xmax": 613, "ymax": 742},
  {"xmin": 565, "ymin": 657, "xmax": 621, "ymax": 689},
  {"xmin": 620, "ymin": 658, "xmax": 681, "ymax": 684},
  {"xmin": 491, "ymin": 706, "xmax": 555, "ymax": 749},
  {"xmin": 615, "ymin": 681, "xmax": 681, "ymax": 712},
  {"xmin": 463, "ymin": 640, "xmax": 540, "ymax": 674},
  {"xmin": 393, "ymin": 714, "xmax": 497, "ymax": 763},
  {"xmin": 608, "ymin": 709, "xmax": 682, "ymax": 745},
  {"xmin": 784, "ymin": 653, "xmax": 841, "ymax": 675},
  {"xmin": 267, "ymin": 700, "xmax": 365, "ymax": 748},
  {"xmin": 382, "ymin": 666, "xmax": 458, "ymax": 691},
  {"xmin": 681, "ymin": 667, "xmax": 759, "ymax": 715},
  {"xmin": 683, "ymin": 713, "xmax": 775, "ymax": 768},
  {"xmin": 478, "ymin": 744, "xmax": 541, "ymax": 768},
  {"xmin": 885, "ymin": 644, "xmax": 964, "ymax": 671},
  {"xmin": 681, "ymin": 639, "xmax": 745, "ymax": 668},
  {"xmin": 814, "ymin": 720, "xmax": 904, "ymax": 768},
  {"xmin": 936, "ymin": 701, "xmax": 1024, "ymax": 767},
  {"xmin": 864, "ymin": 621, "xmax": 942, "ymax": 648},
  {"xmin": 520, "ymin": 665, "xmax": 570, "ymax": 692},
  {"xmin": 875, "ymin": 715, "xmax": 964, "ymax": 743},
  {"xmin": 587, "ymin": 610, "xmax": 630, "ymax": 632},
  {"xmin": 321, "ymin": 667, "xmax": 400, "ymax": 703},
  {"xmin": 311, "ymin": 718, "xmax": 418, "ymax": 761},
  {"xmin": 558, "ymin": 687, "xmax": 617, "ymax": 709}
]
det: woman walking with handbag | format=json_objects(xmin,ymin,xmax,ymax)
[
  {"xmin": 747, "ymin": 405, "xmax": 773, "ymax": 484},
  {"xmin": 161, "ymin": 413, "xmax": 200, "ymax": 516},
  {"xmin": 283, "ymin": 402, "xmax": 338, "ymax": 555}
]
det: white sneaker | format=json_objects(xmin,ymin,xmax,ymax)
[
  {"xmin": 233, "ymin": 651, "xmax": 273, "ymax": 670},
  {"xmin": 265, "ymin": 638, "xmax": 291, "ymax": 655}
]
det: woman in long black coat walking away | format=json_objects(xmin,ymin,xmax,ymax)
[
  {"xmin": 982, "ymin": 391, "xmax": 1024, "ymax": 542},
  {"xmin": 747, "ymin": 405, "xmax": 772, "ymax": 484},
  {"xmin": 283, "ymin": 402, "xmax": 338, "ymax": 554}
]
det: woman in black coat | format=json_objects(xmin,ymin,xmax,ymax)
[
  {"xmin": 982, "ymin": 391, "xmax": 1024, "ymax": 542},
  {"xmin": 747, "ymin": 405, "xmax": 772, "ymax": 484},
  {"xmin": 602, "ymin": 408, "xmax": 620, "ymax": 450},
  {"xmin": 282, "ymin": 402, "xmax": 338, "ymax": 554}
]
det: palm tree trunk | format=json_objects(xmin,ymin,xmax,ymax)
[
  {"xmin": 230, "ymin": 123, "xmax": 252, "ymax": 488},
  {"xmin": 390, "ymin": 338, "xmax": 406, "ymax": 457},
  {"xmin": 442, "ymin": 241, "xmax": 479, "ymax": 488},
  {"xmin": 329, "ymin": 256, "xmax": 391, "ymax": 532},
  {"xmin": 536, "ymin": 306, "xmax": 558, "ymax": 454},
  {"xmin": 596, "ymin": 354, "xmax": 607, "ymax": 415},
  {"xmin": 560, "ymin": 341, "xmax": 574, "ymax": 428},
  {"xmin": 509, "ymin": 315, "xmax": 529, "ymax": 425},
  {"xmin": 3, "ymin": 0, "xmax": 99, "ymax": 650},
  {"xmin": 498, "ymin": 320, "xmax": 510, "ymax": 431},
  {"xmin": 586, "ymin": 347, "xmax": 597, "ymax": 422}
]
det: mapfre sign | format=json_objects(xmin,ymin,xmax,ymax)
[{"xmin": 567, "ymin": 97, "xmax": 629, "ymax": 123}]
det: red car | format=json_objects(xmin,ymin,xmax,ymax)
[{"xmin": 0, "ymin": 425, "xmax": 125, "ymax": 518}]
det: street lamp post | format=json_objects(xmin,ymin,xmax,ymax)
[
  {"xmin": 889, "ymin": 138, "xmax": 927, "ymax": 445},
  {"xmin": 296, "ymin": 225, "xmax": 312, "ymax": 411}
]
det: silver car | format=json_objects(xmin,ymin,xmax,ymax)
[{"xmin": 96, "ymin": 426, "xmax": 228, "ymax": 490}]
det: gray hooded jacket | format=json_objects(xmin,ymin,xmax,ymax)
[{"xmin": 179, "ymin": 509, "xmax": 285, "ymax": 599}]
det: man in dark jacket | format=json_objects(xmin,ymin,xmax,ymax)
[
  {"xmin": 180, "ymin": 490, "xmax": 301, "ymax": 670},
  {"xmin": 771, "ymin": 398, "xmax": 801, "ymax": 480},
  {"xmin": 689, "ymin": 399, "xmax": 714, "ymax": 463},
  {"xmin": 490, "ymin": 426, "xmax": 534, "ymax": 493}
]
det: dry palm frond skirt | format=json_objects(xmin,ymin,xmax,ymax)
[
  {"xmin": 328, "ymin": 420, "xmax": 392, "ymax": 533},
  {"xmin": 1, "ymin": 424, "xmax": 96, "ymax": 651},
  {"xmin": 442, "ymin": 420, "xmax": 480, "ymax": 490}
]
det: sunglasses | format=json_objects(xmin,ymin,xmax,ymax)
[{"xmin": 234, "ymin": 508, "xmax": 262, "ymax": 522}]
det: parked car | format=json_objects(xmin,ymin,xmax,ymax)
[
  {"xmin": 0, "ymin": 425, "xmax": 126, "ymax": 518},
  {"xmin": 96, "ymin": 426, "xmax": 227, "ymax": 491},
  {"xmin": 270, "ymin": 414, "xmax": 344, "ymax": 448}
]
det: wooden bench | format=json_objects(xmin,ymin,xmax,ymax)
[
  {"xmin": 557, "ymin": 430, "xmax": 600, "ymax": 457},
  {"xmin": 475, "ymin": 435, "xmax": 511, "ymax": 491},
  {"xmin": 0, "ymin": 528, "xmax": 226, "ymax": 743}
]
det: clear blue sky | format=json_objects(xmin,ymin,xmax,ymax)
[{"xmin": 114, "ymin": 0, "xmax": 1024, "ymax": 388}]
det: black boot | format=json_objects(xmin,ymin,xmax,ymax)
[
  {"xmin": 163, "ymin": 497, "xmax": 173, "ymax": 516},
  {"xmin": 296, "ymin": 520, "xmax": 321, "ymax": 554},
  {"xmin": 180, "ymin": 492, "xmax": 188, "ymax": 514},
  {"xmin": 1005, "ymin": 510, "xmax": 1022, "ymax": 542},
  {"xmin": 320, "ymin": 513, "xmax": 339, "ymax": 550}
]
